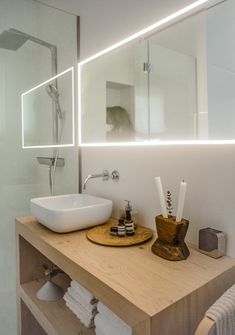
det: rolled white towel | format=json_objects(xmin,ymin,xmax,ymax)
[
  {"xmin": 64, "ymin": 291, "xmax": 97, "ymax": 316},
  {"xmin": 96, "ymin": 301, "xmax": 132, "ymax": 335},
  {"xmin": 206, "ymin": 284, "xmax": 235, "ymax": 335},
  {"xmin": 70, "ymin": 280, "xmax": 95, "ymax": 303},
  {"xmin": 67, "ymin": 287, "xmax": 97, "ymax": 313},
  {"xmin": 94, "ymin": 313, "xmax": 132, "ymax": 335},
  {"xmin": 65, "ymin": 301, "xmax": 95, "ymax": 328},
  {"xmin": 64, "ymin": 293, "xmax": 96, "ymax": 328}
]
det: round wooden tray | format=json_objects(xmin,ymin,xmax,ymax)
[{"xmin": 87, "ymin": 222, "xmax": 153, "ymax": 247}]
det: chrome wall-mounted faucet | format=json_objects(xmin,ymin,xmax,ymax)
[{"xmin": 83, "ymin": 170, "xmax": 119, "ymax": 190}]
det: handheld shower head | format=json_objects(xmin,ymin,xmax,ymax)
[
  {"xmin": 46, "ymin": 84, "xmax": 63, "ymax": 120},
  {"xmin": 46, "ymin": 84, "xmax": 59, "ymax": 100}
]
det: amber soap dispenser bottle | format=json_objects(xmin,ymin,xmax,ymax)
[{"xmin": 124, "ymin": 200, "xmax": 134, "ymax": 236}]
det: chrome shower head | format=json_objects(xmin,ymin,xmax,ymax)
[
  {"xmin": 0, "ymin": 28, "xmax": 57, "ymax": 76},
  {"xmin": 0, "ymin": 28, "xmax": 57, "ymax": 52},
  {"xmin": 0, "ymin": 29, "xmax": 29, "ymax": 50}
]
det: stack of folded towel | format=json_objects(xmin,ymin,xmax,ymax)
[
  {"xmin": 64, "ymin": 280, "xmax": 98, "ymax": 328},
  {"xmin": 94, "ymin": 301, "xmax": 132, "ymax": 335}
]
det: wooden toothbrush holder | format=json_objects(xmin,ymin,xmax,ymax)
[{"xmin": 152, "ymin": 215, "xmax": 190, "ymax": 261}]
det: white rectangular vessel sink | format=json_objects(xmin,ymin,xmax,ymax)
[{"xmin": 30, "ymin": 194, "xmax": 113, "ymax": 233}]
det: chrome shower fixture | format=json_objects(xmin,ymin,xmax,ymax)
[
  {"xmin": 0, "ymin": 27, "xmax": 65, "ymax": 196},
  {"xmin": 46, "ymin": 84, "xmax": 59, "ymax": 100},
  {"xmin": 46, "ymin": 84, "xmax": 63, "ymax": 120},
  {"xmin": 0, "ymin": 28, "xmax": 56, "ymax": 51},
  {"xmin": 0, "ymin": 28, "xmax": 57, "ymax": 75},
  {"xmin": 37, "ymin": 157, "xmax": 65, "ymax": 167},
  {"xmin": 0, "ymin": 29, "xmax": 28, "ymax": 50}
]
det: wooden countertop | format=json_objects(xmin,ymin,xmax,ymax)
[{"xmin": 16, "ymin": 216, "xmax": 235, "ymax": 333}]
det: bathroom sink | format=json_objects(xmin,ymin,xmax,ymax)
[{"xmin": 30, "ymin": 194, "xmax": 113, "ymax": 233}]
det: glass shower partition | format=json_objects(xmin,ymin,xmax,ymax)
[{"xmin": 0, "ymin": 1, "xmax": 78, "ymax": 334}]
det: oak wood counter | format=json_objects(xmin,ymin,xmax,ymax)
[{"xmin": 16, "ymin": 216, "xmax": 235, "ymax": 335}]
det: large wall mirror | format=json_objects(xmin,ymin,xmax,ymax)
[{"xmin": 80, "ymin": 0, "xmax": 234, "ymax": 145}]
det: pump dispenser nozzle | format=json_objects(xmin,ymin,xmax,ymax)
[
  {"xmin": 125, "ymin": 200, "xmax": 132, "ymax": 211},
  {"xmin": 124, "ymin": 200, "xmax": 134, "ymax": 236},
  {"xmin": 125, "ymin": 200, "xmax": 132, "ymax": 220}
]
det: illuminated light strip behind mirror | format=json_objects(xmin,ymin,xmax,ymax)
[
  {"xmin": 78, "ymin": 140, "xmax": 235, "ymax": 147},
  {"xmin": 22, "ymin": 66, "xmax": 75, "ymax": 149},
  {"xmin": 78, "ymin": 0, "xmax": 227, "ymax": 147}
]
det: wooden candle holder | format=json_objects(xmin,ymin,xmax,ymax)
[{"xmin": 152, "ymin": 215, "xmax": 190, "ymax": 261}]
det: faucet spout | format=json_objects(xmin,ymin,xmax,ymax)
[
  {"xmin": 83, "ymin": 170, "xmax": 109, "ymax": 190},
  {"xmin": 83, "ymin": 174, "xmax": 94, "ymax": 190}
]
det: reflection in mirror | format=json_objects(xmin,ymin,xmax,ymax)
[
  {"xmin": 22, "ymin": 67, "xmax": 74, "ymax": 148},
  {"xmin": 106, "ymin": 106, "xmax": 135, "ymax": 142},
  {"xmin": 80, "ymin": 0, "xmax": 235, "ymax": 144},
  {"xmin": 106, "ymin": 80, "xmax": 135, "ymax": 141}
]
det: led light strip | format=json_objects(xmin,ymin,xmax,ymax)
[
  {"xmin": 78, "ymin": 0, "xmax": 226, "ymax": 147},
  {"xmin": 79, "ymin": 0, "xmax": 212, "ymax": 66},
  {"xmin": 80, "ymin": 140, "xmax": 235, "ymax": 147},
  {"xmin": 22, "ymin": 66, "xmax": 75, "ymax": 149}
]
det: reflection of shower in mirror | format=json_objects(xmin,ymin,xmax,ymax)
[{"xmin": 106, "ymin": 106, "xmax": 135, "ymax": 142}]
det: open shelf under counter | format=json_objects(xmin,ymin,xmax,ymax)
[
  {"xmin": 16, "ymin": 216, "xmax": 235, "ymax": 335},
  {"xmin": 20, "ymin": 278, "xmax": 95, "ymax": 335}
]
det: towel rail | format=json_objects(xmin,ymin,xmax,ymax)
[{"xmin": 195, "ymin": 317, "xmax": 216, "ymax": 335}]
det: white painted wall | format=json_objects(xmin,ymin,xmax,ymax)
[
  {"xmin": 39, "ymin": 0, "xmax": 235, "ymax": 257},
  {"xmin": 82, "ymin": 144, "xmax": 235, "ymax": 258}
]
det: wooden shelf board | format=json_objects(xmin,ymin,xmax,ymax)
[{"xmin": 20, "ymin": 278, "xmax": 95, "ymax": 335}]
